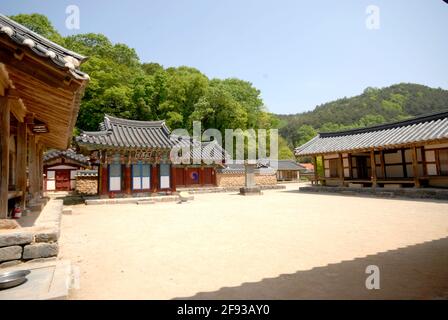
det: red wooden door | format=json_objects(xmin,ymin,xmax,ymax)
[
  {"xmin": 175, "ymin": 168, "xmax": 185, "ymax": 187},
  {"xmin": 203, "ymin": 168, "xmax": 213, "ymax": 185},
  {"xmin": 55, "ymin": 170, "xmax": 70, "ymax": 191},
  {"xmin": 187, "ymin": 168, "xmax": 200, "ymax": 185}
]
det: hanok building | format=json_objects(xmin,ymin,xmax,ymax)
[
  {"xmin": 276, "ymin": 160, "xmax": 306, "ymax": 182},
  {"xmin": 75, "ymin": 114, "xmax": 226, "ymax": 197},
  {"xmin": 43, "ymin": 149, "xmax": 90, "ymax": 192},
  {"xmin": 0, "ymin": 14, "xmax": 89, "ymax": 218},
  {"xmin": 295, "ymin": 111, "xmax": 448, "ymax": 188}
]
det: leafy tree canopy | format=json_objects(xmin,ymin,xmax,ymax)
[{"xmin": 9, "ymin": 13, "xmax": 278, "ymax": 151}]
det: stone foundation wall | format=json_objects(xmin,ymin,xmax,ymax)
[
  {"xmin": 0, "ymin": 199, "xmax": 62, "ymax": 268},
  {"xmin": 216, "ymin": 172, "xmax": 277, "ymax": 187},
  {"xmin": 76, "ymin": 176, "xmax": 98, "ymax": 195}
]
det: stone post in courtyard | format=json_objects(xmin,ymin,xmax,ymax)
[{"xmin": 239, "ymin": 160, "xmax": 261, "ymax": 195}]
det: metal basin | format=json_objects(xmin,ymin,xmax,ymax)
[{"xmin": 0, "ymin": 270, "xmax": 31, "ymax": 290}]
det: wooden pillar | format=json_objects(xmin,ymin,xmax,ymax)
[
  {"xmin": 212, "ymin": 167, "xmax": 216, "ymax": 186},
  {"xmin": 37, "ymin": 144, "xmax": 44, "ymax": 196},
  {"xmin": 400, "ymin": 148, "xmax": 408, "ymax": 178},
  {"xmin": 0, "ymin": 96, "xmax": 10, "ymax": 218},
  {"xmin": 411, "ymin": 146, "xmax": 421, "ymax": 188},
  {"xmin": 313, "ymin": 156, "xmax": 318, "ymax": 185},
  {"xmin": 16, "ymin": 122, "xmax": 27, "ymax": 209},
  {"xmin": 380, "ymin": 150, "xmax": 386, "ymax": 179},
  {"xmin": 28, "ymin": 134, "xmax": 38, "ymax": 201},
  {"xmin": 199, "ymin": 166, "xmax": 205, "ymax": 186},
  {"xmin": 170, "ymin": 166, "xmax": 177, "ymax": 192},
  {"xmin": 151, "ymin": 164, "xmax": 159, "ymax": 193},
  {"xmin": 124, "ymin": 153, "xmax": 131, "ymax": 196},
  {"xmin": 421, "ymin": 147, "xmax": 428, "ymax": 177},
  {"xmin": 370, "ymin": 149, "xmax": 377, "ymax": 187},
  {"xmin": 184, "ymin": 167, "xmax": 188, "ymax": 187},
  {"xmin": 124, "ymin": 164, "xmax": 131, "ymax": 195},
  {"xmin": 100, "ymin": 164, "xmax": 108, "ymax": 196},
  {"xmin": 338, "ymin": 153, "xmax": 345, "ymax": 186},
  {"xmin": 347, "ymin": 154, "xmax": 353, "ymax": 179}
]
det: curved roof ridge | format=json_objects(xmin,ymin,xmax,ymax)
[
  {"xmin": 78, "ymin": 130, "xmax": 111, "ymax": 137},
  {"xmin": 104, "ymin": 114, "xmax": 166, "ymax": 127},
  {"xmin": 295, "ymin": 110, "xmax": 448, "ymax": 156},
  {"xmin": 0, "ymin": 13, "xmax": 86, "ymax": 61},
  {"xmin": 319, "ymin": 109, "xmax": 448, "ymax": 138},
  {"xmin": 0, "ymin": 14, "xmax": 90, "ymax": 80}
]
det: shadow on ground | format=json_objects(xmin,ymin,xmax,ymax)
[
  {"xmin": 175, "ymin": 237, "xmax": 448, "ymax": 300},
  {"xmin": 54, "ymin": 195, "xmax": 90, "ymax": 205}
]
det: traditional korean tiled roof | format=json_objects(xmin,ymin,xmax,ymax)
[
  {"xmin": 217, "ymin": 160, "xmax": 275, "ymax": 174},
  {"xmin": 0, "ymin": 14, "xmax": 89, "ymax": 80},
  {"xmin": 76, "ymin": 169, "xmax": 98, "ymax": 177},
  {"xmin": 44, "ymin": 149, "xmax": 90, "ymax": 165},
  {"xmin": 170, "ymin": 135, "xmax": 229, "ymax": 163},
  {"xmin": 299, "ymin": 163, "xmax": 314, "ymax": 172},
  {"xmin": 277, "ymin": 160, "xmax": 305, "ymax": 171},
  {"xmin": 295, "ymin": 110, "xmax": 448, "ymax": 156},
  {"xmin": 76, "ymin": 115, "xmax": 173, "ymax": 149},
  {"xmin": 76, "ymin": 115, "xmax": 230, "ymax": 164}
]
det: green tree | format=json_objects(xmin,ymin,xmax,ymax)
[
  {"xmin": 295, "ymin": 125, "xmax": 317, "ymax": 146},
  {"xmin": 278, "ymin": 136, "xmax": 294, "ymax": 160},
  {"xmin": 9, "ymin": 14, "xmax": 65, "ymax": 44}
]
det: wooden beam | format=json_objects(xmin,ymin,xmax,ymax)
[
  {"xmin": 0, "ymin": 43, "xmax": 83, "ymax": 91},
  {"xmin": 7, "ymin": 95, "xmax": 26, "ymax": 122},
  {"xmin": 0, "ymin": 96, "xmax": 10, "ymax": 218},
  {"xmin": 421, "ymin": 147, "xmax": 428, "ymax": 177},
  {"xmin": 313, "ymin": 156, "xmax": 318, "ymax": 185},
  {"xmin": 124, "ymin": 152, "xmax": 131, "ymax": 196},
  {"xmin": 347, "ymin": 154, "xmax": 353, "ymax": 179},
  {"xmin": 370, "ymin": 149, "xmax": 377, "ymax": 187},
  {"xmin": 28, "ymin": 134, "xmax": 38, "ymax": 201},
  {"xmin": 411, "ymin": 146, "xmax": 421, "ymax": 188},
  {"xmin": 401, "ymin": 148, "xmax": 408, "ymax": 178},
  {"xmin": 0, "ymin": 63, "xmax": 10, "ymax": 96},
  {"xmin": 16, "ymin": 121, "xmax": 27, "ymax": 209},
  {"xmin": 37, "ymin": 144, "xmax": 44, "ymax": 195},
  {"xmin": 338, "ymin": 153, "xmax": 345, "ymax": 185},
  {"xmin": 380, "ymin": 150, "xmax": 386, "ymax": 179},
  {"xmin": 152, "ymin": 164, "xmax": 159, "ymax": 193},
  {"xmin": 171, "ymin": 165, "xmax": 177, "ymax": 192}
]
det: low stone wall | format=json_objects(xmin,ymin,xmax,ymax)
[
  {"xmin": 216, "ymin": 172, "xmax": 277, "ymax": 187},
  {"xmin": 0, "ymin": 199, "xmax": 62, "ymax": 268},
  {"xmin": 76, "ymin": 175, "xmax": 98, "ymax": 195}
]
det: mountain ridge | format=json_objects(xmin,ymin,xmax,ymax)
[{"xmin": 277, "ymin": 83, "xmax": 448, "ymax": 147}]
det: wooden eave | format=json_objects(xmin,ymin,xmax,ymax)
[
  {"xmin": 296, "ymin": 137, "xmax": 448, "ymax": 157},
  {"xmin": 0, "ymin": 34, "xmax": 88, "ymax": 149}
]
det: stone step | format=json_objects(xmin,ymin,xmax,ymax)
[
  {"xmin": 136, "ymin": 200, "xmax": 156, "ymax": 205},
  {"xmin": 28, "ymin": 202, "xmax": 45, "ymax": 212},
  {"xmin": 85, "ymin": 194, "xmax": 194, "ymax": 205}
]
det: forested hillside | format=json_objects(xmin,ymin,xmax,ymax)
[
  {"xmin": 10, "ymin": 14, "xmax": 277, "ymax": 133},
  {"xmin": 278, "ymin": 83, "xmax": 448, "ymax": 147}
]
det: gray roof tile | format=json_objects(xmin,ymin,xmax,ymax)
[
  {"xmin": 44, "ymin": 149, "xmax": 90, "ymax": 165},
  {"xmin": 295, "ymin": 110, "xmax": 448, "ymax": 156},
  {"xmin": 76, "ymin": 115, "xmax": 173, "ymax": 149},
  {"xmin": 0, "ymin": 13, "xmax": 89, "ymax": 80}
]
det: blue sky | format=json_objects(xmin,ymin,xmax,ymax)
[{"xmin": 2, "ymin": 0, "xmax": 448, "ymax": 114}]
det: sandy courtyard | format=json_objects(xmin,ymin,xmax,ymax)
[{"xmin": 59, "ymin": 184, "xmax": 448, "ymax": 299}]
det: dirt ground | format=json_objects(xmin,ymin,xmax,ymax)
[{"xmin": 59, "ymin": 184, "xmax": 448, "ymax": 299}]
